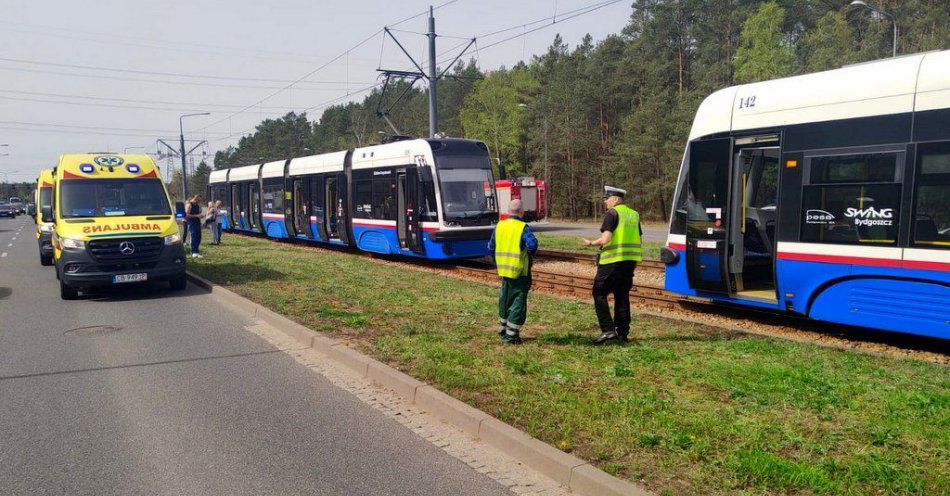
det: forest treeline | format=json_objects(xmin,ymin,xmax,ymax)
[{"xmin": 212, "ymin": 0, "xmax": 950, "ymax": 220}]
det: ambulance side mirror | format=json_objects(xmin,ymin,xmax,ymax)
[
  {"xmin": 174, "ymin": 201, "xmax": 185, "ymax": 219},
  {"xmin": 41, "ymin": 205, "xmax": 53, "ymax": 223}
]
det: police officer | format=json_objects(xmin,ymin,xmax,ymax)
[
  {"xmin": 582, "ymin": 186, "xmax": 642, "ymax": 344},
  {"xmin": 488, "ymin": 199, "xmax": 538, "ymax": 344}
]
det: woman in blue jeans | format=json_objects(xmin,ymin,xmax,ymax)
[{"xmin": 185, "ymin": 195, "xmax": 204, "ymax": 258}]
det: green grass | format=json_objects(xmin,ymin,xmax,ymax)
[
  {"xmin": 191, "ymin": 235, "xmax": 950, "ymax": 496},
  {"xmin": 534, "ymin": 232, "xmax": 664, "ymax": 259}
]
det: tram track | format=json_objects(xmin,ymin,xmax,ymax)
[
  {"xmin": 223, "ymin": 231, "xmax": 950, "ymax": 364},
  {"xmin": 534, "ymin": 248, "xmax": 665, "ymax": 271}
]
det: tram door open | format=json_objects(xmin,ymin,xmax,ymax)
[
  {"xmin": 730, "ymin": 138, "xmax": 779, "ymax": 300},
  {"xmin": 397, "ymin": 169, "xmax": 424, "ymax": 253},
  {"xmin": 309, "ymin": 176, "xmax": 327, "ymax": 241},
  {"xmin": 686, "ymin": 138, "xmax": 734, "ymax": 293},
  {"xmin": 291, "ymin": 177, "xmax": 309, "ymax": 238},
  {"xmin": 686, "ymin": 135, "xmax": 779, "ymax": 300},
  {"xmin": 249, "ymin": 182, "xmax": 261, "ymax": 230},
  {"xmin": 325, "ymin": 174, "xmax": 350, "ymax": 244},
  {"xmin": 230, "ymin": 183, "xmax": 241, "ymax": 227}
]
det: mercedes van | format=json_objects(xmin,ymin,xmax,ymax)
[
  {"xmin": 34, "ymin": 169, "xmax": 55, "ymax": 265},
  {"xmin": 42, "ymin": 154, "xmax": 187, "ymax": 299}
]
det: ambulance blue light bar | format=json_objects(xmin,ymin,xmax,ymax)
[
  {"xmin": 79, "ymin": 164, "xmax": 95, "ymax": 173},
  {"xmin": 126, "ymin": 164, "xmax": 140, "ymax": 173}
]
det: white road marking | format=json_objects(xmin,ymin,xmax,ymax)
[
  {"xmin": 6, "ymin": 243, "xmax": 11, "ymax": 247},
  {"xmin": 1, "ymin": 253, "xmax": 7, "ymax": 257}
]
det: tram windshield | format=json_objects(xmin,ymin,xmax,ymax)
[{"xmin": 437, "ymin": 165, "xmax": 496, "ymax": 225}]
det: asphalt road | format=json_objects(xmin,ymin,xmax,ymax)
[
  {"xmin": 0, "ymin": 216, "xmax": 512, "ymax": 495},
  {"xmin": 534, "ymin": 221, "xmax": 668, "ymax": 242}
]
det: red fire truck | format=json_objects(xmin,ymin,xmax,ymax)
[{"xmin": 495, "ymin": 177, "xmax": 547, "ymax": 222}]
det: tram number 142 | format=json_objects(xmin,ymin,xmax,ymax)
[{"xmin": 738, "ymin": 95, "xmax": 757, "ymax": 109}]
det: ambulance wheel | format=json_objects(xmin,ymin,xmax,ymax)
[
  {"xmin": 40, "ymin": 253, "xmax": 53, "ymax": 266},
  {"xmin": 60, "ymin": 280, "xmax": 79, "ymax": 300},
  {"xmin": 169, "ymin": 274, "xmax": 187, "ymax": 291}
]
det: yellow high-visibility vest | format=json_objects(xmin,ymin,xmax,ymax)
[
  {"xmin": 599, "ymin": 204, "xmax": 642, "ymax": 265},
  {"xmin": 494, "ymin": 218, "xmax": 528, "ymax": 278}
]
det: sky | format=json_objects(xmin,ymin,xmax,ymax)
[{"xmin": 0, "ymin": 0, "xmax": 631, "ymax": 181}]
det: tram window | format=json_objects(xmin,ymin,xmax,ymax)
[
  {"xmin": 419, "ymin": 179, "xmax": 438, "ymax": 222},
  {"xmin": 752, "ymin": 157, "xmax": 779, "ymax": 208},
  {"xmin": 912, "ymin": 146, "xmax": 950, "ymax": 248},
  {"xmin": 810, "ymin": 153, "xmax": 897, "ymax": 184},
  {"xmin": 354, "ymin": 179, "xmax": 373, "ymax": 218},
  {"xmin": 801, "ymin": 184, "xmax": 901, "ymax": 244},
  {"xmin": 688, "ymin": 158, "xmax": 729, "ymax": 222},
  {"xmin": 231, "ymin": 184, "xmax": 240, "ymax": 212},
  {"xmin": 372, "ymin": 177, "xmax": 396, "ymax": 220},
  {"xmin": 215, "ymin": 186, "xmax": 229, "ymax": 210},
  {"xmin": 262, "ymin": 185, "xmax": 283, "ymax": 214}
]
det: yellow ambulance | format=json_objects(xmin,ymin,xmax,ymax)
[
  {"xmin": 34, "ymin": 169, "xmax": 55, "ymax": 265},
  {"xmin": 42, "ymin": 154, "xmax": 187, "ymax": 299}
]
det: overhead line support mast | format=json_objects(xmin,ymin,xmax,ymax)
[{"xmin": 378, "ymin": 6, "xmax": 476, "ymax": 138}]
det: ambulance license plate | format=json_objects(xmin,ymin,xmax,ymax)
[{"xmin": 113, "ymin": 273, "xmax": 147, "ymax": 283}]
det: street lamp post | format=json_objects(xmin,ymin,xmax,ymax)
[
  {"xmin": 179, "ymin": 112, "xmax": 210, "ymax": 200},
  {"xmin": 850, "ymin": 0, "xmax": 897, "ymax": 58},
  {"xmin": 1, "ymin": 146, "xmax": 10, "ymax": 198}
]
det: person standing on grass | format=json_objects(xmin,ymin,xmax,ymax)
[
  {"xmin": 185, "ymin": 194, "xmax": 204, "ymax": 258},
  {"xmin": 488, "ymin": 199, "xmax": 538, "ymax": 344},
  {"xmin": 209, "ymin": 199, "xmax": 224, "ymax": 245},
  {"xmin": 581, "ymin": 186, "xmax": 643, "ymax": 344}
]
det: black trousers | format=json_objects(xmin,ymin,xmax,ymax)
[{"xmin": 592, "ymin": 261, "xmax": 636, "ymax": 336}]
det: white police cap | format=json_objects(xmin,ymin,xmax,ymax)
[{"xmin": 603, "ymin": 185, "xmax": 626, "ymax": 198}]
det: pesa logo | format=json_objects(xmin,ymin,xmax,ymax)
[{"xmin": 805, "ymin": 209, "xmax": 835, "ymax": 224}]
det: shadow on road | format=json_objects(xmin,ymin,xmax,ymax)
[
  {"xmin": 82, "ymin": 281, "xmax": 207, "ymax": 302},
  {"xmin": 0, "ymin": 287, "xmax": 11, "ymax": 300}
]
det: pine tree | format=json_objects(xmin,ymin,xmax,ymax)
[{"xmin": 733, "ymin": 1, "xmax": 797, "ymax": 83}]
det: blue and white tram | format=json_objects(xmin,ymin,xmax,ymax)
[
  {"xmin": 208, "ymin": 138, "xmax": 499, "ymax": 260},
  {"xmin": 662, "ymin": 50, "xmax": 950, "ymax": 339}
]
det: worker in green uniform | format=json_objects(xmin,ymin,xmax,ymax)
[
  {"xmin": 488, "ymin": 199, "xmax": 538, "ymax": 344},
  {"xmin": 581, "ymin": 186, "xmax": 643, "ymax": 344}
]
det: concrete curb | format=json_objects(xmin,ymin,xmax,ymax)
[{"xmin": 186, "ymin": 271, "xmax": 653, "ymax": 496}]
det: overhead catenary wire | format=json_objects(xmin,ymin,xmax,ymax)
[
  {"xmin": 429, "ymin": 0, "xmax": 622, "ymax": 70},
  {"xmin": 0, "ymin": 89, "xmax": 313, "ymax": 111},
  {"xmin": 0, "ymin": 66, "xmax": 361, "ymax": 91},
  {"xmin": 195, "ymin": 0, "xmax": 463, "ymax": 137},
  {"xmin": 210, "ymin": 0, "xmax": 620, "ymax": 147},
  {"xmin": 0, "ymin": 21, "xmax": 334, "ymax": 64},
  {"xmin": 211, "ymin": 81, "xmax": 386, "ymax": 144},
  {"xmin": 0, "ymin": 56, "xmax": 378, "ymax": 86},
  {"xmin": 0, "ymin": 119, "xmax": 229, "ymax": 136},
  {"xmin": 0, "ymin": 126, "xmax": 198, "ymax": 139}
]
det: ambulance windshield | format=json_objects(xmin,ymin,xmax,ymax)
[{"xmin": 60, "ymin": 179, "xmax": 170, "ymax": 218}]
